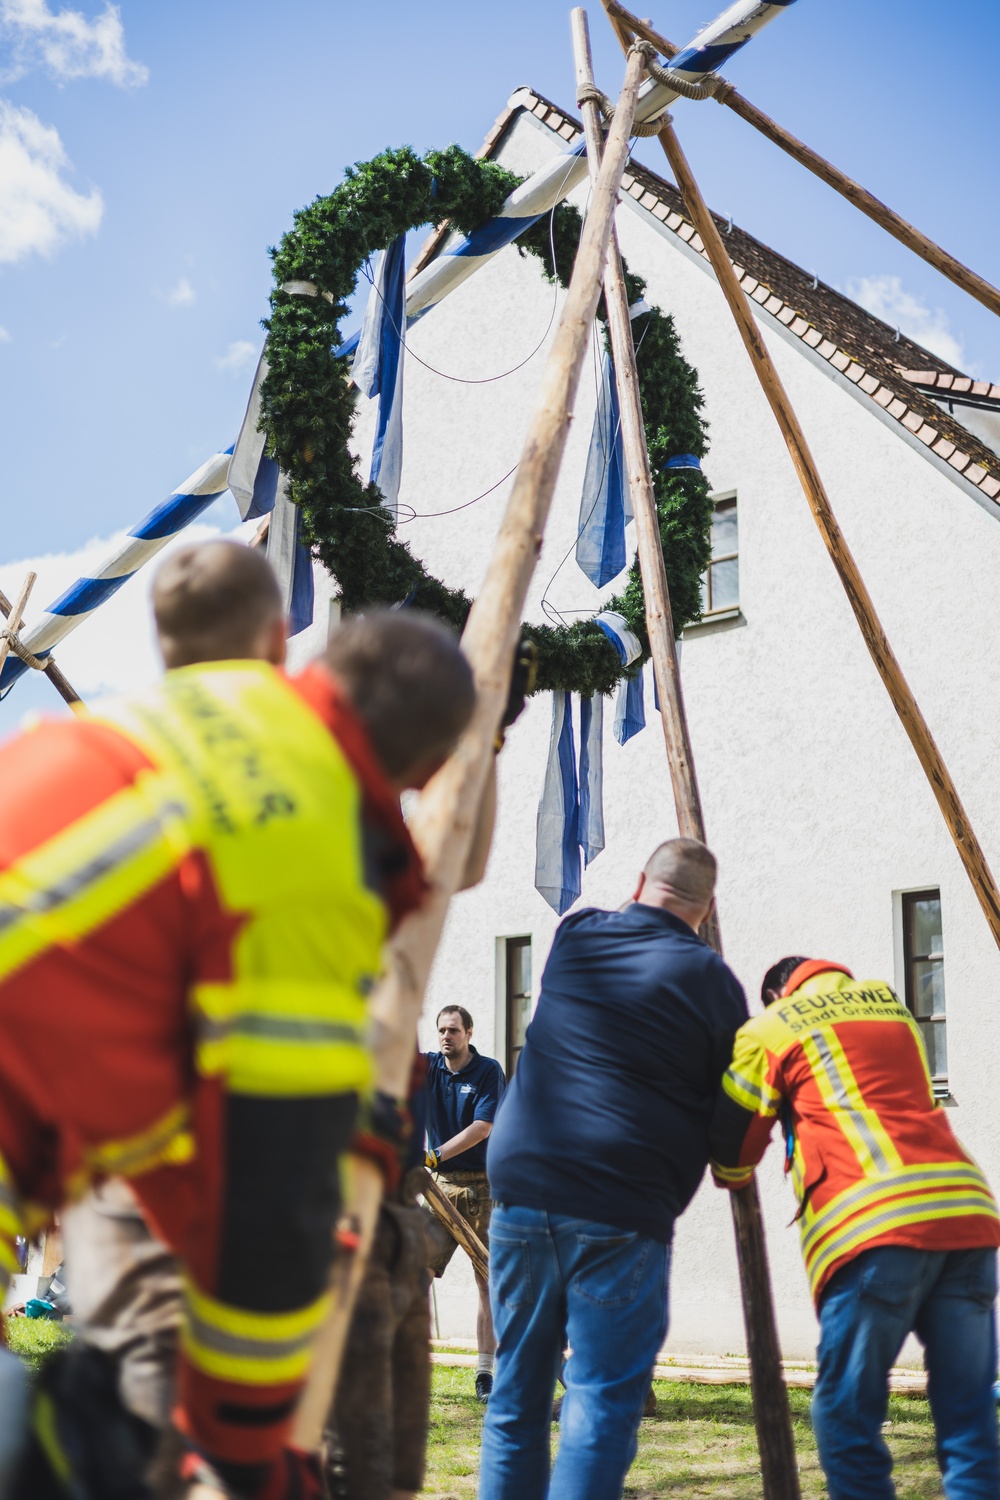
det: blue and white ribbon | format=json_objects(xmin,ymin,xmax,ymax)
[
  {"xmin": 594, "ymin": 609, "xmax": 646, "ymax": 746},
  {"xmin": 354, "ymin": 235, "xmax": 406, "ymax": 516},
  {"xmin": 576, "ymin": 352, "xmax": 628, "ymax": 587},
  {"xmin": 578, "ymin": 695, "xmax": 605, "ymax": 866},
  {"xmin": 640, "ymin": 0, "xmax": 798, "ymax": 114},
  {"xmin": 229, "ymin": 351, "xmax": 314, "ymax": 636},
  {"xmin": 535, "ymin": 691, "xmax": 581, "ymax": 916},
  {"xmin": 0, "ymin": 449, "xmax": 233, "ymax": 697}
]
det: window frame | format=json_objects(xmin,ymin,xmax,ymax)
[
  {"xmin": 900, "ymin": 887, "xmax": 948, "ymax": 1094},
  {"xmin": 700, "ymin": 492, "xmax": 739, "ymax": 619},
  {"xmin": 503, "ymin": 935, "xmax": 532, "ymax": 1079}
]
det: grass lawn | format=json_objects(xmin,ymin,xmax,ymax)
[
  {"xmin": 7, "ymin": 1328, "xmax": 944, "ymax": 1496},
  {"xmin": 5, "ymin": 1317, "xmax": 72, "ymax": 1372},
  {"xmin": 426, "ymin": 1367, "xmax": 944, "ymax": 1499}
]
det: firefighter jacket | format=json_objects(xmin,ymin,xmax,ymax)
[
  {"xmin": 708, "ymin": 962, "xmax": 1000, "ymax": 1305},
  {"xmin": 0, "ymin": 659, "xmax": 425, "ymax": 1475}
]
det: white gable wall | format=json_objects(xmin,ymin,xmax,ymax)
[{"xmin": 349, "ymin": 110, "xmax": 1000, "ymax": 1360}]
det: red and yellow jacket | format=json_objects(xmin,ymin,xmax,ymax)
[
  {"xmin": 0, "ymin": 659, "xmax": 425, "ymax": 1475},
  {"xmin": 708, "ymin": 962, "xmax": 1000, "ymax": 1304}
]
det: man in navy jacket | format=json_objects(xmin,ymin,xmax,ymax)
[{"xmin": 480, "ymin": 839, "xmax": 748, "ymax": 1500}]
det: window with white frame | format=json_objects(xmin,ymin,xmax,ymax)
[
  {"xmin": 901, "ymin": 888, "xmax": 948, "ymax": 1092},
  {"xmin": 700, "ymin": 494, "xmax": 739, "ymax": 616},
  {"xmin": 504, "ymin": 936, "xmax": 532, "ymax": 1078}
]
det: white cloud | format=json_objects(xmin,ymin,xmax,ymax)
[
  {"xmin": 214, "ymin": 340, "xmax": 258, "ymax": 376},
  {"xmin": 0, "ymin": 325, "xmax": 10, "ymax": 341},
  {"xmin": 166, "ymin": 276, "xmax": 195, "ymax": 307},
  {"xmin": 845, "ymin": 274, "xmax": 967, "ymax": 370},
  {"xmin": 0, "ymin": 0, "xmax": 147, "ymax": 87},
  {"xmin": 0, "ymin": 99, "xmax": 101, "ymax": 263}
]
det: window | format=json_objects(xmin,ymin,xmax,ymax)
[
  {"xmin": 505, "ymin": 937, "xmax": 532, "ymax": 1078},
  {"xmin": 700, "ymin": 495, "xmax": 739, "ymax": 616},
  {"xmin": 902, "ymin": 889, "xmax": 948, "ymax": 1091}
]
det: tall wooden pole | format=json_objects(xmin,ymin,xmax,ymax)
[
  {"xmin": 652, "ymin": 115, "xmax": 1000, "ymax": 955},
  {"xmin": 572, "ymin": 15, "xmax": 800, "ymax": 1500},
  {"xmin": 601, "ymin": 0, "xmax": 1000, "ymax": 324},
  {"xmin": 289, "ymin": 42, "xmax": 649, "ymax": 1453}
]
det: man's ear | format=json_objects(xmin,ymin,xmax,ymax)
[
  {"xmin": 268, "ymin": 616, "xmax": 288, "ymax": 666},
  {"xmin": 633, "ymin": 871, "xmax": 646, "ymax": 902}
]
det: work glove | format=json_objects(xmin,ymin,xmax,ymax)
[
  {"xmin": 425, "ymin": 1147, "xmax": 442, "ymax": 1171},
  {"xmin": 495, "ymin": 638, "xmax": 538, "ymax": 751},
  {"xmin": 256, "ymin": 1448, "xmax": 324, "ymax": 1500},
  {"xmin": 350, "ymin": 1091, "xmax": 413, "ymax": 1194},
  {"xmin": 180, "ymin": 1446, "xmax": 324, "ymax": 1499}
]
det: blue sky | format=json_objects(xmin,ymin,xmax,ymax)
[{"xmin": 0, "ymin": 0, "xmax": 998, "ymax": 704}]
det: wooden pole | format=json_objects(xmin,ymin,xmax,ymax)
[
  {"xmin": 600, "ymin": 0, "xmax": 1000, "ymax": 323},
  {"xmin": 0, "ymin": 585, "xmax": 82, "ymax": 709},
  {"xmin": 418, "ymin": 1169, "xmax": 490, "ymax": 1283},
  {"xmin": 653, "ymin": 113, "xmax": 1000, "ymax": 955},
  {"xmin": 572, "ymin": 16, "xmax": 800, "ymax": 1500},
  {"xmin": 0, "ymin": 574, "xmax": 35, "ymax": 678},
  {"xmin": 290, "ymin": 40, "xmax": 649, "ymax": 1453}
]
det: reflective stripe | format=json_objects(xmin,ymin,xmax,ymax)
[
  {"xmin": 713, "ymin": 1161, "xmax": 754, "ymax": 1185},
  {"xmin": 181, "ymin": 1279, "xmax": 329, "ymax": 1385},
  {"xmin": 801, "ymin": 1161, "xmax": 994, "ymax": 1257},
  {"xmin": 0, "ymin": 775, "xmax": 190, "ymax": 983},
  {"xmin": 0, "ymin": 803, "xmax": 184, "ymax": 936},
  {"xmin": 724, "ymin": 1068, "xmax": 769, "ymax": 1111},
  {"xmin": 803, "ymin": 1031, "xmax": 902, "ymax": 1177},
  {"xmin": 195, "ymin": 979, "xmax": 373, "ymax": 1098},
  {"xmin": 808, "ymin": 1190, "xmax": 1000, "ymax": 1294},
  {"xmin": 84, "ymin": 1101, "xmax": 195, "ymax": 1179},
  {"xmin": 199, "ymin": 1015, "xmax": 363, "ymax": 1046},
  {"xmin": 33, "ymin": 1392, "xmax": 73, "ymax": 1486}
]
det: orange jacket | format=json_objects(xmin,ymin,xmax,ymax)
[{"xmin": 709, "ymin": 962, "xmax": 1000, "ymax": 1303}]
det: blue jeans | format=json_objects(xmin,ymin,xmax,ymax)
[
  {"xmin": 812, "ymin": 1245, "xmax": 1000, "ymax": 1500},
  {"xmin": 478, "ymin": 1205, "xmax": 670, "ymax": 1500}
]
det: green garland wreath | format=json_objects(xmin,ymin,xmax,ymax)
[{"xmin": 261, "ymin": 144, "xmax": 714, "ymax": 697}]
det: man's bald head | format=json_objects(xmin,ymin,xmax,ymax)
[
  {"xmin": 323, "ymin": 609, "xmax": 475, "ymax": 788},
  {"xmin": 153, "ymin": 541, "xmax": 285, "ymax": 669},
  {"xmin": 635, "ymin": 838, "xmax": 717, "ymax": 929}
]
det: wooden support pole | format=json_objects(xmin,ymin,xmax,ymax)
[
  {"xmin": 572, "ymin": 15, "xmax": 800, "ymax": 1500},
  {"xmin": 600, "ymin": 0, "xmax": 1000, "ymax": 323},
  {"xmin": 653, "ymin": 113, "xmax": 1000, "ymax": 955},
  {"xmin": 419, "ymin": 1168, "xmax": 490, "ymax": 1283},
  {"xmin": 0, "ymin": 574, "xmax": 35, "ymax": 678},
  {"xmin": 0, "ymin": 585, "xmax": 81, "ymax": 709},
  {"xmin": 290, "ymin": 39, "xmax": 649, "ymax": 1454}
]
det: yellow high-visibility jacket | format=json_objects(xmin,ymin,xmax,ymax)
[
  {"xmin": 709, "ymin": 963, "xmax": 1000, "ymax": 1303},
  {"xmin": 0, "ymin": 659, "xmax": 424, "ymax": 1469}
]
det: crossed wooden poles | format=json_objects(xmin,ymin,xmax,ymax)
[{"xmin": 182, "ymin": 12, "xmax": 1000, "ymax": 1495}]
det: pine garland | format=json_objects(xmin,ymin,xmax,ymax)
[{"xmin": 261, "ymin": 144, "xmax": 713, "ymax": 696}]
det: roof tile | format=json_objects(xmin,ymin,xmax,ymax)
[
  {"xmin": 966, "ymin": 463, "xmax": 988, "ymax": 484},
  {"xmin": 503, "ymin": 90, "xmax": 1000, "ymax": 499}
]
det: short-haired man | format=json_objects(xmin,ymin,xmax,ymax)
[
  {"xmin": 478, "ymin": 839, "xmax": 748, "ymax": 1500},
  {"xmin": 425, "ymin": 1005, "xmax": 506, "ymax": 1401},
  {"xmin": 709, "ymin": 956, "xmax": 1000, "ymax": 1500},
  {"xmin": 0, "ymin": 542, "xmax": 480, "ymax": 1498}
]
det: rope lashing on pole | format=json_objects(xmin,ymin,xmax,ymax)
[
  {"xmin": 602, "ymin": 0, "xmax": 1000, "ymax": 323},
  {"xmin": 631, "ymin": 39, "xmax": 735, "ymax": 102},
  {"xmin": 575, "ymin": 79, "xmax": 671, "ymax": 136}
]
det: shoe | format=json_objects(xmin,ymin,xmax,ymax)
[{"xmin": 475, "ymin": 1372, "xmax": 493, "ymax": 1403}]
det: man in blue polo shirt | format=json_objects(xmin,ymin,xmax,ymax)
[
  {"xmin": 425, "ymin": 1006, "xmax": 506, "ymax": 1401},
  {"xmin": 479, "ymin": 838, "xmax": 748, "ymax": 1500}
]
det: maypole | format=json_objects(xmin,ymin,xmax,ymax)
[{"xmin": 572, "ymin": 12, "xmax": 799, "ymax": 1496}]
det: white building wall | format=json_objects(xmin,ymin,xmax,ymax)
[{"xmin": 349, "ymin": 111, "xmax": 1000, "ymax": 1361}]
